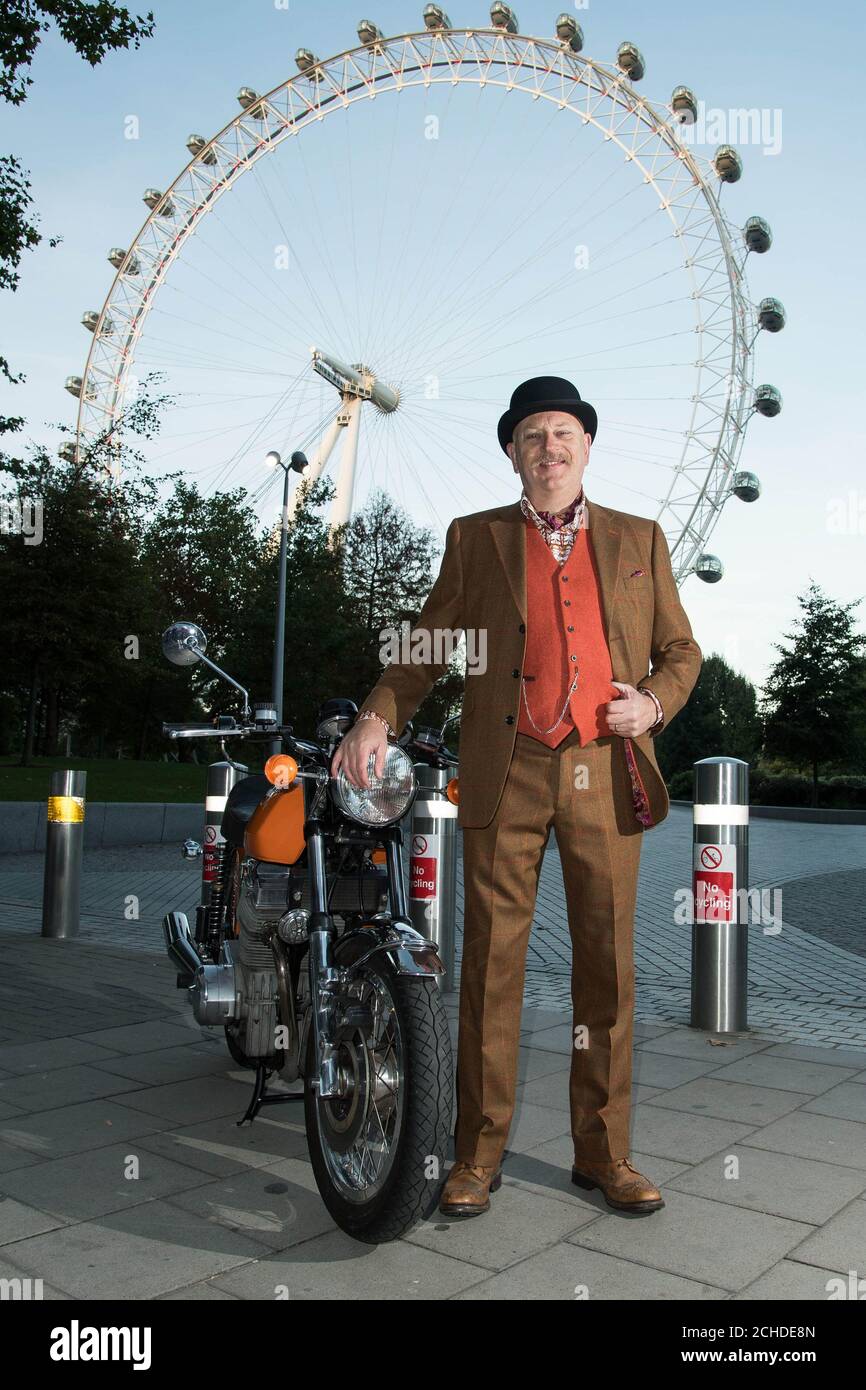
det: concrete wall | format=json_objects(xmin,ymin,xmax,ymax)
[{"xmin": 0, "ymin": 802, "xmax": 203, "ymax": 853}]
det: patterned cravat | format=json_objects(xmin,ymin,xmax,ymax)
[{"xmin": 519, "ymin": 487, "xmax": 586, "ymax": 565}]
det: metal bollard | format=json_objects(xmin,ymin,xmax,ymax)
[
  {"xmin": 408, "ymin": 765, "xmax": 458, "ymax": 987},
  {"xmin": 690, "ymin": 756, "xmax": 750, "ymax": 1033},
  {"xmin": 42, "ymin": 770, "xmax": 86, "ymax": 939}
]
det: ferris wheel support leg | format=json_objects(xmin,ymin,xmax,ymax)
[
  {"xmin": 288, "ymin": 414, "xmax": 344, "ymax": 518},
  {"xmin": 329, "ymin": 396, "xmax": 362, "ymax": 537}
]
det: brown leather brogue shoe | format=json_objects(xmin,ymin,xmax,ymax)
[
  {"xmin": 571, "ymin": 1156, "xmax": 664, "ymax": 1214},
  {"xmin": 438, "ymin": 1161, "xmax": 503, "ymax": 1217}
]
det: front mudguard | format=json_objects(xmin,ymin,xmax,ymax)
[
  {"xmin": 335, "ymin": 917, "xmax": 445, "ymax": 978},
  {"xmin": 299, "ymin": 919, "xmax": 444, "ymax": 1089}
]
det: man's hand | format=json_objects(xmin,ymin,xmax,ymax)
[
  {"xmin": 605, "ymin": 682, "xmax": 658, "ymax": 738},
  {"xmin": 330, "ymin": 718, "xmax": 388, "ymax": 789}
]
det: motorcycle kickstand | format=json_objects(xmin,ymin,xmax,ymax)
[{"xmin": 236, "ymin": 1064, "xmax": 305, "ymax": 1126}]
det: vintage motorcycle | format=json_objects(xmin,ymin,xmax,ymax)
[{"xmin": 159, "ymin": 621, "xmax": 458, "ymax": 1243}]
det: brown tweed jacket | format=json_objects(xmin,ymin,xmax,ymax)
[{"xmin": 358, "ymin": 497, "xmax": 702, "ymax": 829}]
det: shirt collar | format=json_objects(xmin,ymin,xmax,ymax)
[{"xmin": 520, "ymin": 486, "xmax": 586, "ymax": 532}]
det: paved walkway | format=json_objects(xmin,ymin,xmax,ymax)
[{"xmin": 0, "ymin": 814, "xmax": 864, "ymax": 1300}]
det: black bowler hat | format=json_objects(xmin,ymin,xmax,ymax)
[{"xmin": 497, "ymin": 376, "xmax": 598, "ymax": 454}]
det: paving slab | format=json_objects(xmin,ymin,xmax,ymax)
[
  {"xmin": 0, "ymin": 1200, "xmax": 275, "ymax": 1300},
  {"xmin": 664, "ymin": 1144, "xmax": 866, "ymax": 1224},
  {"xmin": 208, "ymin": 1228, "xmax": 491, "ymax": 1301},
  {"xmin": 734, "ymin": 1259, "xmax": 860, "ymax": 1301},
  {"xmin": 162, "ymin": 1167, "xmax": 338, "ymax": 1251},
  {"xmin": 0, "ymin": 1098, "xmax": 167, "ymax": 1159},
  {"xmin": 780, "ymin": 1197, "xmax": 866, "ymax": 1276},
  {"xmin": 451, "ymin": 1242, "xmax": 726, "ymax": 1300},
  {"xmin": 567, "ymin": 1189, "xmax": 815, "ymax": 1292},
  {"xmin": 0, "ymin": 1142, "xmax": 215, "ymax": 1224},
  {"xmin": 133, "ymin": 1114, "xmax": 310, "ymax": 1179},
  {"xmin": 641, "ymin": 1076, "xmax": 812, "ymax": 1125}
]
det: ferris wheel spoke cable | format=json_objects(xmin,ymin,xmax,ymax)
[
  {"xmin": 397, "ymin": 405, "xmax": 511, "ymax": 504},
  {"xmin": 384, "ymin": 86, "xmax": 605, "ymax": 382},
  {"xmin": 373, "ymin": 81, "xmax": 512, "ymax": 383},
  {"xmin": 145, "ymin": 280, "xmax": 298, "ymax": 370},
  {"xmin": 434, "ymin": 265, "xmax": 691, "ymax": 378},
  {"xmin": 360, "ymin": 77, "xmax": 465, "ymax": 374},
  {"xmin": 268, "ymin": 126, "xmax": 361, "ymax": 356},
  {"xmin": 156, "ymin": 235, "xmax": 302, "ymax": 346},
  {"xmin": 428, "ymin": 198, "xmax": 683, "ymax": 375},
  {"xmin": 248, "ymin": 163, "xmax": 349, "ymax": 352},
  {"xmin": 402, "ymin": 145, "xmax": 646, "ymax": 368}
]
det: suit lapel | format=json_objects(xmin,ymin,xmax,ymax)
[{"xmin": 488, "ymin": 497, "xmax": 623, "ymax": 642}]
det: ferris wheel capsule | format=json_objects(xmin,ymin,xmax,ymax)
[
  {"xmin": 695, "ymin": 555, "xmax": 724, "ymax": 584},
  {"xmin": 143, "ymin": 189, "xmax": 175, "ymax": 217},
  {"xmin": 81, "ymin": 311, "xmax": 114, "ymax": 336},
  {"xmin": 237, "ymin": 87, "xmax": 266, "ymax": 119},
  {"xmin": 617, "ymin": 42, "xmax": 645, "ymax": 81},
  {"xmin": 671, "ymin": 85, "xmax": 698, "ymax": 124},
  {"xmin": 713, "ymin": 144, "xmax": 743, "ymax": 182},
  {"xmin": 490, "ymin": 4, "xmax": 519, "ymax": 34},
  {"xmin": 295, "ymin": 49, "xmax": 323, "ymax": 80},
  {"xmin": 754, "ymin": 385, "xmax": 782, "ymax": 417},
  {"xmin": 732, "ymin": 471, "xmax": 761, "ymax": 503},
  {"xmin": 358, "ymin": 20, "xmax": 385, "ymax": 47},
  {"xmin": 744, "ymin": 215, "xmax": 772, "ymax": 253},
  {"xmin": 422, "ymin": 3, "xmax": 452, "ymax": 26},
  {"xmin": 757, "ymin": 297, "xmax": 786, "ymax": 332},
  {"xmin": 108, "ymin": 248, "xmax": 140, "ymax": 275},
  {"xmin": 555, "ymin": 14, "xmax": 584, "ymax": 52},
  {"xmin": 186, "ymin": 135, "xmax": 217, "ymax": 165}
]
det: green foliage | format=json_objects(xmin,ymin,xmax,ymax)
[
  {"xmin": 759, "ymin": 581, "xmax": 866, "ymax": 804},
  {"xmin": 653, "ymin": 652, "xmax": 763, "ymax": 783}
]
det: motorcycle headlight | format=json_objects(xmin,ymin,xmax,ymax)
[{"xmin": 331, "ymin": 743, "xmax": 417, "ymax": 825}]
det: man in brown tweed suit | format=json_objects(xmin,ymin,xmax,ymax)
[{"xmin": 333, "ymin": 377, "xmax": 702, "ymax": 1219}]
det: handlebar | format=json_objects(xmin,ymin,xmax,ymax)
[{"xmin": 162, "ymin": 719, "xmax": 458, "ymax": 772}]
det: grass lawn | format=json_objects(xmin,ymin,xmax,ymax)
[{"xmin": 0, "ymin": 755, "xmax": 258, "ymax": 803}]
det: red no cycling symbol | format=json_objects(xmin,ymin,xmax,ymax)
[{"xmin": 700, "ymin": 845, "xmax": 723, "ymax": 870}]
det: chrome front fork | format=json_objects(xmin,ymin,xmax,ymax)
[{"xmin": 306, "ymin": 829, "xmax": 343, "ymax": 1098}]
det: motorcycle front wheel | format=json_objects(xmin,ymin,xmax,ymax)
[{"xmin": 304, "ymin": 954, "xmax": 453, "ymax": 1244}]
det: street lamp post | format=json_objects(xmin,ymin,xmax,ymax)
[{"xmin": 265, "ymin": 449, "xmax": 308, "ymax": 756}]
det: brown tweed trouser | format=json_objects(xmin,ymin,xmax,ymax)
[{"xmin": 454, "ymin": 727, "xmax": 644, "ymax": 1168}]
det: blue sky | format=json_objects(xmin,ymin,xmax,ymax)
[{"xmin": 2, "ymin": 0, "xmax": 864, "ymax": 693}]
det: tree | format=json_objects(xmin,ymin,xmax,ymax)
[
  {"xmin": 653, "ymin": 652, "xmax": 763, "ymax": 793},
  {"xmin": 760, "ymin": 581, "xmax": 866, "ymax": 805},
  {"xmin": 0, "ymin": 1, "xmax": 155, "ymax": 432}
]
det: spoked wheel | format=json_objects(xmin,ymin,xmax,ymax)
[{"xmin": 304, "ymin": 954, "xmax": 453, "ymax": 1244}]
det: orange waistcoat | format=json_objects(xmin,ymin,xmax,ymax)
[{"xmin": 517, "ymin": 516, "xmax": 619, "ymax": 748}]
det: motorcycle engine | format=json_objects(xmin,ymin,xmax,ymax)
[{"xmin": 221, "ymin": 856, "xmax": 388, "ymax": 1064}]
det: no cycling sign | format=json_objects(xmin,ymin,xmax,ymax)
[{"xmin": 693, "ymin": 842, "xmax": 737, "ymax": 923}]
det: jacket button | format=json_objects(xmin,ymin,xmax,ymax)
[
  {"xmin": 512, "ymin": 668, "xmax": 520, "ymax": 678},
  {"xmin": 567, "ymin": 624, "xmax": 574, "ymax": 632},
  {"xmin": 518, "ymin": 622, "xmax": 525, "ymax": 633},
  {"xmin": 505, "ymin": 715, "xmax": 515, "ymax": 724}
]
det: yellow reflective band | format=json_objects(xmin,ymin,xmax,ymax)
[{"xmin": 47, "ymin": 795, "xmax": 85, "ymax": 824}]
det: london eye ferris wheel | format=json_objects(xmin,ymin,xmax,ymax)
[{"xmin": 64, "ymin": 5, "xmax": 783, "ymax": 586}]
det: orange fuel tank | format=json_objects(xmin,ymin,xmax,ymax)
[{"xmin": 244, "ymin": 785, "xmax": 306, "ymax": 865}]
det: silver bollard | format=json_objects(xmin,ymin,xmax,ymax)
[
  {"xmin": 408, "ymin": 765, "xmax": 459, "ymax": 986},
  {"xmin": 42, "ymin": 769, "xmax": 87, "ymax": 939},
  {"xmin": 690, "ymin": 756, "xmax": 750, "ymax": 1033}
]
